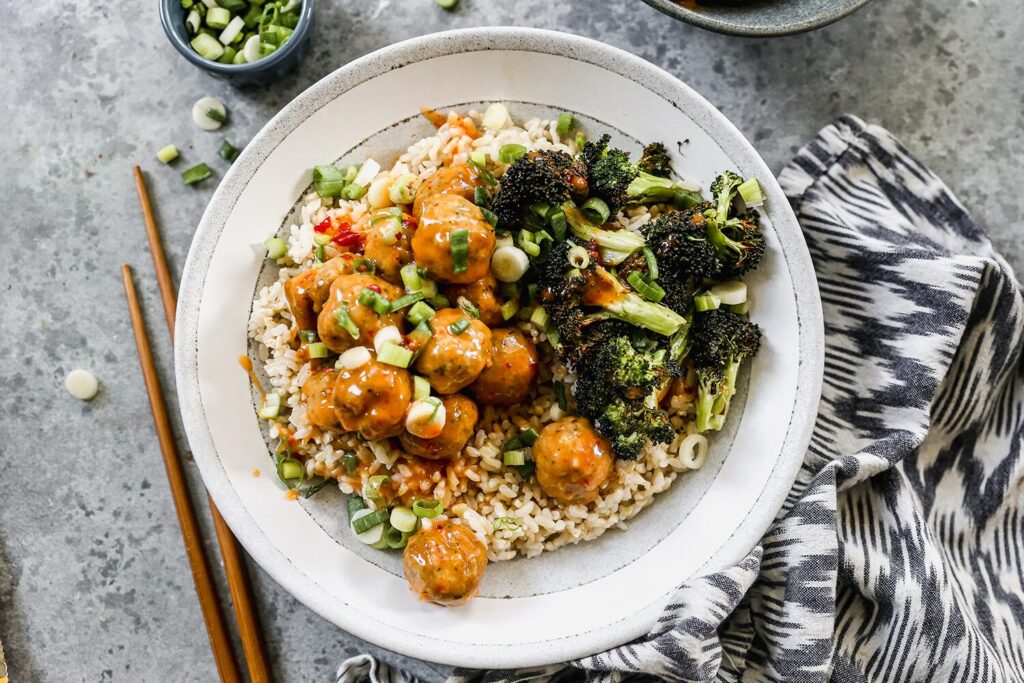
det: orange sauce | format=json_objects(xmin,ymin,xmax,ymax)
[
  {"xmin": 251, "ymin": 468, "xmax": 261, "ymax": 478},
  {"xmin": 238, "ymin": 355, "xmax": 266, "ymax": 399},
  {"xmin": 421, "ymin": 107, "xmax": 448, "ymax": 128},
  {"xmin": 284, "ymin": 489, "xmax": 300, "ymax": 501}
]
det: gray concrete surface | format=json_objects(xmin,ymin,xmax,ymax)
[{"xmin": 1, "ymin": 0, "xmax": 1021, "ymax": 681}]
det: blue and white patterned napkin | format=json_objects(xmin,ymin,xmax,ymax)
[{"xmin": 338, "ymin": 116, "xmax": 1024, "ymax": 682}]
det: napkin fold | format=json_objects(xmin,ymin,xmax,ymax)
[{"xmin": 338, "ymin": 116, "xmax": 1024, "ymax": 682}]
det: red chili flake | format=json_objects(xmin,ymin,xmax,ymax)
[
  {"xmin": 332, "ymin": 230, "xmax": 364, "ymax": 250},
  {"xmin": 402, "ymin": 217, "xmax": 418, "ymax": 231},
  {"xmin": 367, "ymin": 284, "xmax": 381, "ymax": 293},
  {"xmin": 314, "ymin": 218, "xmax": 331, "ymax": 234}
]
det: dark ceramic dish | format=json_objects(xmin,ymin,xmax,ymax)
[
  {"xmin": 640, "ymin": 0, "xmax": 873, "ymax": 36},
  {"xmin": 159, "ymin": 0, "xmax": 315, "ymax": 85}
]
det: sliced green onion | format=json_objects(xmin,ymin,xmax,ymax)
[
  {"xmin": 243, "ymin": 33, "xmax": 261, "ymax": 62},
  {"xmin": 313, "ymin": 233, "xmax": 332, "ymax": 247},
  {"xmin": 218, "ymin": 140, "xmax": 240, "ymax": 163},
  {"xmin": 357, "ymin": 287, "xmax": 391, "ymax": 314},
  {"xmin": 258, "ymin": 393, "xmax": 281, "ymax": 419},
  {"xmin": 708, "ymin": 280, "xmax": 747, "ymax": 306},
  {"xmin": 389, "ymin": 174, "xmax": 419, "ymax": 205},
  {"xmin": 181, "ymin": 162, "xmax": 213, "ymax": 185},
  {"xmin": 342, "ymin": 183, "xmax": 366, "ymax": 200},
  {"xmin": 279, "ymin": 459, "xmax": 303, "ymax": 481},
  {"xmin": 504, "ymin": 428, "xmax": 539, "ymax": 451},
  {"xmin": 353, "ymin": 258, "xmax": 376, "ymax": 275},
  {"xmin": 450, "ymin": 229, "xmax": 469, "ymax": 274},
  {"xmin": 307, "ymin": 342, "xmax": 329, "ymax": 359},
  {"xmin": 186, "ymin": 9, "xmax": 201, "ymax": 33},
  {"xmin": 554, "ymin": 381, "xmax": 568, "ymax": 410},
  {"xmin": 581, "ymin": 197, "xmax": 611, "ymax": 225},
  {"xmin": 457, "ymin": 296, "xmax": 480, "ymax": 319},
  {"xmin": 400, "ymin": 262, "xmax": 422, "ymax": 292},
  {"xmin": 448, "ymin": 316, "xmax": 471, "ymax": 335},
  {"xmin": 729, "ymin": 301, "xmax": 750, "ymax": 314},
  {"xmin": 412, "ymin": 498, "xmax": 443, "ymax": 518},
  {"xmin": 342, "ymin": 452, "xmax": 360, "ymax": 476},
  {"xmin": 643, "ymin": 246, "xmax": 659, "ymax": 280},
  {"xmin": 205, "ymin": 106, "xmax": 227, "ymax": 124},
  {"xmin": 493, "ymin": 516, "xmax": 521, "ymax": 531},
  {"xmin": 575, "ymin": 132, "xmax": 586, "ymax": 149},
  {"xmin": 549, "ymin": 210, "xmax": 567, "ymax": 241},
  {"xmin": 407, "ymin": 301, "xmax": 436, "ymax": 326},
  {"xmin": 218, "ymin": 46, "xmax": 237, "ymax": 64},
  {"xmin": 428, "ymin": 294, "xmax": 450, "ymax": 309},
  {"xmin": 313, "ymin": 165, "xmax": 345, "ymax": 198},
  {"xmin": 529, "ymin": 305, "xmax": 549, "ymax": 328},
  {"xmin": 334, "ymin": 303, "xmax": 360, "ymax": 339},
  {"xmin": 363, "ymin": 475, "xmax": 391, "ymax": 502},
  {"xmin": 419, "ymin": 278, "xmax": 438, "ymax": 298},
  {"xmin": 191, "ymin": 32, "xmax": 225, "ymax": 60},
  {"xmin": 299, "ymin": 330, "xmax": 317, "ymax": 343},
  {"xmin": 156, "ymin": 145, "xmax": 179, "ymax": 164},
  {"xmin": 738, "ymin": 177, "xmax": 765, "ymax": 207},
  {"xmin": 468, "ymin": 154, "xmax": 497, "ymax": 185},
  {"xmin": 206, "ymin": 7, "xmax": 231, "ymax": 29},
  {"xmin": 694, "ymin": 292, "xmax": 722, "ymax": 312},
  {"xmin": 377, "ymin": 342, "xmax": 414, "ymax": 368},
  {"xmin": 347, "ymin": 496, "xmax": 367, "ymax": 521},
  {"xmin": 413, "ymin": 375, "xmax": 431, "ymax": 401},
  {"xmin": 390, "ymin": 506, "xmax": 418, "ymax": 533},
  {"xmin": 435, "ymin": 0, "xmax": 458, "ymax": 9},
  {"xmin": 232, "ymin": 48, "xmax": 247, "ymax": 65},
  {"xmin": 567, "ymin": 245, "xmax": 590, "ymax": 269},
  {"xmin": 481, "ymin": 207, "xmax": 499, "ymax": 227},
  {"xmin": 389, "ymin": 291, "xmax": 426, "ymax": 312},
  {"xmin": 518, "ymin": 231, "xmax": 541, "ymax": 257},
  {"xmin": 498, "ymin": 144, "xmax": 527, "ymax": 164},
  {"xmin": 533, "ymin": 230, "xmax": 554, "ymax": 260},
  {"xmin": 385, "ymin": 525, "xmax": 410, "ymax": 549},
  {"xmin": 473, "ymin": 186, "xmax": 490, "ymax": 207},
  {"xmin": 556, "ymin": 113, "xmax": 574, "ymax": 136},
  {"xmin": 264, "ymin": 237, "xmax": 287, "ymax": 260},
  {"xmin": 627, "ymin": 271, "xmax": 666, "ymax": 302},
  {"xmin": 407, "ymin": 320, "xmax": 433, "ymax": 349},
  {"xmin": 470, "ymin": 150, "xmax": 487, "ymax": 167},
  {"xmin": 351, "ymin": 508, "xmax": 389, "ymax": 534},
  {"xmin": 503, "ymin": 449, "xmax": 526, "ymax": 466},
  {"xmin": 314, "ymin": 245, "xmax": 325, "ymax": 262},
  {"xmin": 500, "ymin": 298, "xmax": 520, "ymax": 321}
]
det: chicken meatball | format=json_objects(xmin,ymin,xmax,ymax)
[
  {"xmin": 363, "ymin": 213, "xmax": 416, "ymax": 285},
  {"xmin": 317, "ymin": 273, "xmax": 405, "ymax": 353},
  {"xmin": 283, "ymin": 256, "xmax": 354, "ymax": 331},
  {"xmin": 468, "ymin": 328, "xmax": 538, "ymax": 406},
  {"xmin": 400, "ymin": 394, "xmax": 479, "ymax": 460},
  {"xmin": 533, "ymin": 417, "xmax": 614, "ymax": 505},
  {"xmin": 402, "ymin": 520, "xmax": 488, "ymax": 606},
  {"xmin": 415, "ymin": 308, "xmax": 493, "ymax": 394},
  {"xmin": 301, "ymin": 368, "xmax": 340, "ymax": 431},
  {"xmin": 412, "ymin": 194, "xmax": 495, "ymax": 285},
  {"xmin": 332, "ymin": 358, "xmax": 412, "ymax": 440},
  {"xmin": 412, "ymin": 164, "xmax": 485, "ymax": 218},
  {"xmin": 446, "ymin": 273, "xmax": 503, "ymax": 326}
]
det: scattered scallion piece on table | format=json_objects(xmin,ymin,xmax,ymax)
[
  {"xmin": 156, "ymin": 145, "xmax": 179, "ymax": 164},
  {"xmin": 218, "ymin": 140, "xmax": 241, "ymax": 163},
  {"xmin": 181, "ymin": 163, "xmax": 213, "ymax": 185},
  {"xmin": 192, "ymin": 96, "xmax": 227, "ymax": 131},
  {"xmin": 434, "ymin": 0, "xmax": 458, "ymax": 8}
]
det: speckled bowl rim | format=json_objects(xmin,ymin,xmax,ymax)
[
  {"xmin": 175, "ymin": 27, "xmax": 823, "ymax": 668},
  {"xmin": 640, "ymin": 0, "xmax": 874, "ymax": 37}
]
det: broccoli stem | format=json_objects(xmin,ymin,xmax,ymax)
[
  {"xmin": 563, "ymin": 203, "xmax": 645, "ymax": 262},
  {"xmin": 604, "ymin": 292, "xmax": 686, "ymax": 336}
]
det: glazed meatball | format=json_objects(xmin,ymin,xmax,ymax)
[
  {"xmin": 533, "ymin": 417, "xmax": 614, "ymax": 505},
  {"xmin": 400, "ymin": 394, "xmax": 479, "ymax": 460},
  {"xmin": 363, "ymin": 213, "xmax": 416, "ymax": 285},
  {"xmin": 283, "ymin": 256, "xmax": 354, "ymax": 331},
  {"xmin": 412, "ymin": 164, "xmax": 485, "ymax": 218},
  {"xmin": 415, "ymin": 308, "xmax": 493, "ymax": 394},
  {"xmin": 317, "ymin": 274, "xmax": 405, "ymax": 353},
  {"xmin": 446, "ymin": 272, "xmax": 503, "ymax": 326},
  {"xmin": 412, "ymin": 194, "xmax": 495, "ymax": 285},
  {"xmin": 333, "ymin": 358, "xmax": 412, "ymax": 440},
  {"xmin": 402, "ymin": 519, "xmax": 488, "ymax": 606},
  {"xmin": 301, "ymin": 368, "xmax": 340, "ymax": 431},
  {"xmin": 468, "ymin": 328, "xmax": 538, "ymax": 406}
]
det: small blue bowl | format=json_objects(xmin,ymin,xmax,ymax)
[{"xmin": 160, "ymin": 0, "xmax": 315, "ymax": 86}]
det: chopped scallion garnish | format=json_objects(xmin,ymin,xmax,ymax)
[
  {"xmin": 389, "ymin": 291, "xmax": 426, "ymax": 312},
  {"xmin": 376, "ymin": 342, "xmax": 413, "ymax": 368},
  {"xmin": 626, "ymin": 271, "xmax": 666, "ymax": 302},
  {"xmin": 694, "ymin": 292, "xmax": 722, "ymax": 312},
  {"xmin": 412, "ymin": 498, "xmax": 443, "ymax": 518},
  {"xmin": 449, "ymin": 229, "xmax": 469, "ymax": 273},
  {"xmin": 307, "ymin": 342, "xmax": 329, "ymax": 359},
  {"xmin": 313, "ymin": 165, "xmax": 344, "ymax": 197},
  {"xmin": 264, "ymin": 237, "xmax": 287, "ymax": 259},
  {"xmin": 334, "ymin": 303, "xmax": 360, "ymax": 339},
  {"xmin": 503, "ymin": 449, "xmax": 527, "ymax": 466},
  {"xmin": 457, "ymin": 296, "xmax": 480, "ymax": 319},
  {"xmin": 362, "ymin": 475, "xmax": 391, "ymax": 502},
  {"xmin": 413, "ymin": 375, "xmax": 431, "ymax": 401},
  {"xmin": 642, "ymin": 246, "xmax": 659, "ymax": 280},
  {"xmin": 500, "ymin": 298, "xmax": 520, "ymax": 321},
  {"xmin": 407, "ymin": 301, "xmax": 436, "ymax": 325},
  {"xmin": 448, "ymin": 316, "xmax": 471, "ymax": 335},
  {"xmin": 581, "ymin": 197, "xmax": 611, "ymax": 225},
  {"xmin": 738, "ymin": 177, "xmax": 765, "ymax": 207},
  {"xmin": 351, "ymin": 508, "xmax": 389, "ymax": 534},
  {"xmin": 556, "ymin": 113, "xmax": 574, "ymax": 136},
  {"xmin": 473, "ymin": 186, "xmax": 489, "ymax": 208},
  {"xmin": 554, "ymin": 381, "xmax": 568, "ymax": 411},
  {"xmin": 498, "ymin": 144, "xmax": 527, "ymax": 164}
]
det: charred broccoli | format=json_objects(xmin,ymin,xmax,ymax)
[
  {"xmin": 573, "ymin": 325, "xmax": 676, "ymax": 459},
  {"xmin": 538, "ymin": 240, "xmax": 687, "ymax": 356},
  {"xmin": 638, "ymin": 142, "xmax": 673, "ymax": 178},
  {"xmin": 580, "ymin": 135, "xmax": 703, "ymax": 214},
  {"xmin": 689, "ymin": 308, "xmax": 762, "ymax": 432},
  {"xmin": 704, "ymin": 172, "xmax": 766, "ymax": 277},
  {"xmin": 492, "ymin": 150, "xmax": 588, "ymax": 230}
]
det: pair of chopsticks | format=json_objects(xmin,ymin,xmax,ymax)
[{"xmin": 124, "ymin": 167, "xmax": 272, "ymax": 683}]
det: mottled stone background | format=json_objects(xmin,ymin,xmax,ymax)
[{"xmin": 0, "ymin": 0, "xmax": 1020, "ymax": 681}]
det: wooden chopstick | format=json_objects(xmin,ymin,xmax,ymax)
[
  {"xmin": 121, "ymin": 265, "xmax": 243, "ymax": 683},
  {"xmin": 133, "ymin": 166, "xmax": 273, "ymax": 683}
]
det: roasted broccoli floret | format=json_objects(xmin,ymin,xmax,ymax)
[
  {"xmin": 573, "ymin": 327, "xmax": 676, "ymax": 459},
  {"xmin": 492, "ymin": 150, "xmax": 588, "ymax": 229},
  {"xmin": 703, "ymin": 172, "xmax": 766, "ymax": 277},
  {"xmin": 538, "ymin": 240, "xmax": 687, "ymax": 356},
  {"xmin": 638, "ymin": 142, "xmax": 673, "ymax": 178},
  {"xmin": 580, "ymin": 134, "xmax": 705, "ymax": 214},
  {"xmin": 689, "ymin": 308, "xmax": 762, "ymax": 432},
  {"xmin": 643, "ymin": 207, "xmax": 722, "ymax": 282},
  {"xmin": 710, "ymin": 171, "xmax": 744, "ymax": 218}
]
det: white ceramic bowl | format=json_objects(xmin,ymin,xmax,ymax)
[{"xmin": 175, "ymin": 27, "xmax": 823, "ymax": 669}]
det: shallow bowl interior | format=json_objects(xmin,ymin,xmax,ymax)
[{"xmin": 640, "ymin": 0, "xmax": 873, "ymax": 36}]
